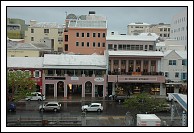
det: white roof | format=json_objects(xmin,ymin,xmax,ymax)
[
  {"xmin": 106, "ymin": 34, "xmax": 158, "ymax": 41},
  {"xmin": 108, "ymin": 51, "xmax": 164, "ymax": 57},
  {"xmin": 30, "ymin": 22, "xmax": 64, "ymax": 28},
  {"xmin": 156, "ymin": 42, "xmax": 166, "ymax": 47},
  {"xmin": 137, "ymin": 114, "xmax": 161, "ymax": 121},
  {"xmin": 43, "ymin": 54, "xmax": 106, "ymax": 69},
  {"xmin": 7, "ymin": 57, "xmax": 43, "ymax": 68},
  {"xmin": 69, "ymin": 20, "xmax": 107, "ymax": 28},
  {"xmin": 128, "ymin": 22, "xmax": 150, "ymax": 26}
]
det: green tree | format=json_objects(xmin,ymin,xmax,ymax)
[
  {"xmin": 123, "ymin": 92, "xmax": 166, "ymax": 125},
  {"xmin": 7, "ymin": 70, "xmax": 36, "ymax": 102}
]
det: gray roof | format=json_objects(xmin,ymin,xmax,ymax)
[
  {"xmin": 43, "ymin": 54, "xmax": 106, "ymax": 69},
  {"xmin": 68, "ymin": 20, "xmax": 107, "ymax": 28},
  {"xmin": 7, "ymin": 57, "xmax": 44, "ymax": 68},
  {"xmin": 30, "ymin": 22, "xmax": 64, "ymax": 28}
]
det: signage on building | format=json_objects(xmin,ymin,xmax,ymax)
[
  {"xmin": 71, "ymin": 77, "xmax": 79, "ymax": 80},
  {"xmin": 94, "ymin": 77, "xmax": 104, "ymax": 82},
  {"xmin": 118, "ymin": 77, "xmax": 157, "ymax": 82}
]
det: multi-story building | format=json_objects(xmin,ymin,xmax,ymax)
[
  {"xmin": 7, "ymin": 18, "xmax": 28, "ymax": 39},
  {"xmin": 7, "ymin": 57, "xmax": 43, "ymax": 92},
  {"xmin": 24, "ymin": 20, "xmax": 64, "ymax": 52},
  {"xmin": 149, "ymin": 23, "xmax": 171, "ymax": 41},
  {"xmin": 106, "ymin": 33, "xmax": 166, "ymax": 96},
  {"xmin": 64, "ymin": 11, "xmax": 107, "ymax": 55},
  {"xmin": 170, "ymin": 9, "xmax": 187, "ymax": 49},
  {"xmin": 161, "ymin": 50, "xmax": 187, "ymax": 94},
  {"xmin": 127, "ymin": 22, "xmax": 150, "ymax": 35}
]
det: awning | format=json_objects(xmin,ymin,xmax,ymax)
[{"xmin": 170, "ymin": 93, "xmax": 187, "ymax": 111}]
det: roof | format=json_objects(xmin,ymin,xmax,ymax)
[
  {"xmin": 106, "ymin": 34, "xmax": 158, "ymax": 41},
  {"xmin": 170, "ymin": 93, "xmax": 187, "ymax": 111},
  {"xmin": 30, "ymin": 22, "xmax": 64, "ymax": 28},
  {"xmin": 68, "ymin": 20, "xmax": 107, "ymax": 28},
  {"xmin": 163, "ymin": 50, "xmax": 187, "ymax": 59},
  {"xmin": 108, "ymin": 51, "xmax": 164, "ymax": 57},
  {"xmin": 156, "ymin": 42, "xmax": 166, "ymax": 47},
  {"xmin": 43, "ymin": 54, "xmax": 106, "ymax": 69},
  {"xmin": 137, "ymin": 114, "xmax": 161, "ymax": 120},
  {"xmin": 128, "ymin": 22, "xmax": 150, "ymax": 26},
  {"xmin": 7, "ymin": 57, "xmax": 44, "ymax": 68}
]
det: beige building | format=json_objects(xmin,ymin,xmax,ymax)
[
  {"xmin": 25, "ymin": 20, "xmax": 64, "ymax": 52},
  {"xmin": 149, "ymin": 23, "xmax": 171, "ymax": 41},
  {"xmin": 127, "ymin": 22, "xmax": 150, "ymax": 35}
]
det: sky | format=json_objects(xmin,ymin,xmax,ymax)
[
  {"xmin": 7, "ymin": 6, "xmax": 186, "ymax": 34},
  {"xmin": 1, "ymin": 1, "xmax": 194, "ymax": 132}
]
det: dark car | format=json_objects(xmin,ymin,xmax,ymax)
[{"xmin": 8, "ymin": 103, "xmax": 16, "ymax": 112}]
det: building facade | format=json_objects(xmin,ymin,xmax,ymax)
[
  {"xmin": 24, "ymin": 20, "xmax": 64, "ymax": 52},
  {"xmin": 127, "ymin": 22, "xmax": 150, "ymax": 35},
  {"xmin": 170, "ymin": 9, "xmax": 187, "ymax": 49},
  {"xmin": 63, "ymin": 12, "xmax": 107, "ymax": 55}
]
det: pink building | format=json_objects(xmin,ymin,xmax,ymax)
[{"xmin": 64, "ymin": 12, "xmax": 107, "ymax": 55}]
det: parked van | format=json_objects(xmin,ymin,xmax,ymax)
[{"xmin": 25, "ymin": 92, "xmax": 45, "ymax": 101}]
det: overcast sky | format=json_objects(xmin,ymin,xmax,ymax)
[{"xmin": 7, "ymin": 6, "xmax": 186, "ymax": 34}]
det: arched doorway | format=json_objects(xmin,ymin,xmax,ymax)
[
  {"xmin": 85, "ymin": 81, "xmax": 92, "ymax": 99},
  {"xmin": 57, "ymin": 81, "xmax": 64, "ymax": 98}
]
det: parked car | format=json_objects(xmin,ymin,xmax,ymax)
[
  {"xmin": 8, "ymin": 102, "xmax": 16, "ymax": 112},
  {"xmin": 81, "ymin": 103, "xmax": 103, "ymax": 112},
  {"xmin": 39, "ymin": 101, "xmax": 61, "ymax": 112},
  {"xmin": 25, "ymin": 92, "xmax": 45, "ymax": 101},
  {"xmin": 114, "ymin": 94, "xmax": 129, "ymax": 102}
]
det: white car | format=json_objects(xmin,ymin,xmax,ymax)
[
  {"xmin": 25, "ymin": 92, "xmax": 45, "ymax": 101},
  {"xmin": 39, "ymin": 101, "xmax": 61, "ymax": 112},
  {"xmin": 81, "ymin": 103, "xmax": 103, "ymax": 112}
]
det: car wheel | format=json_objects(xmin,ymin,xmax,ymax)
[
  {"xmin": 27, "ymin": 99, "xmax": 31, "ymax": 101},
  {"xmin": 84, "ymin": 109, "xmax": 87, "ymax": 112},
  {"xmin": 97, "ymin": 109, "xmax": 101, "ymax": 112},
  {"xmin": 40, "ymin": 108, "xmax": 44, "ymax": 112},
  {"xmin": 53, "ymin": 108, "xmax": 58, "ymax": 112},
  {"xmin": 38, "ymin": 99, "xmax": 41, "ymax": 101}
]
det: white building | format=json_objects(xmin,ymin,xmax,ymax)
[
  {"xmin": 161, "ymin": 50, "xmax": 187, "ymax": 93},
  {"xmin": 127, "ymin": 22, "xmax": 150, "ymax": 35},
  {"xmin": 25, "ymin": 20, "xmax": 65, "ymax": 52},
  {"xmin": 170, "ymin": 9, "xmax": 187, "ymax": 49}
]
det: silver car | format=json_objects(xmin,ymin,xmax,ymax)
[
  {"xmin": 39, "ymin": 101, "xmax": 61, "ymax": 112},
  {"xmin": 81, "ymin": 103, "xmax": 103, "ymax": 112}
]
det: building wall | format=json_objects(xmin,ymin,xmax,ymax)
[
  {"xmin": 7, "ymin": 50, "xmax": 40, "ymax": 57},
  {"xmin": 127, "ymin": 23, "xmax": 150, "ymax": 35},
  {"xmin": 170, "ymin": 9, "xmax": 187, "ymax": 48},
  {"xmin": 25, "ymin": 25, "xmax": 64, "ymax": 52},
  {"xmin": 64, "ymin": 28, "xmax": 107, "ymax": 55},
  {"xmin": 161, "ymin": 50, "xmax": 187, "ymax": 82}
]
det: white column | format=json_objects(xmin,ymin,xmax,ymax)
[
  {"xmin": 148, "ymin": 60, "xmax": 151, "ymax": 72},
  {"xmin": 133, "ymin": 60, "xmax": 136, "ymax": 72},
  {"xmin": 126, "ymin": 60, "xmax": 129, "ymax": 73},
  {"xmin": 92, "ymin": 83, "xmax": 95, "ymax": 98},
  {"xmin": 64, "ymin": 84, "xmax": 67, "ymax": 97},
  {"xmin": 141, "ymin": 60, "xmax": 143, "ymax": 72},
  {"xmin": 54, "ymin": 83, "xmax": 57, "ymax": 98},
  {"xmin": 112, "ymin": 82, "xmax": 115, "ymax": 95},
  {"xmin": 82, "ymin": 83, "xmax": 85, "ymax": 98}
]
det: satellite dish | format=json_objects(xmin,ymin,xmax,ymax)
[{"xmin": 66, "ymin": 14, "xmax": 77, "ymax": 19}]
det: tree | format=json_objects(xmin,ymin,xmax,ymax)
[
  {"xmin": 123, "ymin": 92, "xmax": 166, "ymax": 125},
  {"xmin": 7, "ymin": 70, "xmax": 36, "ymax": 102}
]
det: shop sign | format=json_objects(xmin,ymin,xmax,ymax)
[
  {"xmin": 71, "ymin": 77, "xmax": 79, "ymax": 80},
  {"xmin": 94, "ymin": 77, "xmax": 104, "ymax": 82}
]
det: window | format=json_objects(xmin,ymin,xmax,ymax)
[
  {"xmin": 98, "ymin": 42, "xmax": 100, "ymax": 47},
  {"xmin": 87, "ymin": 42, "xmax": 89, "ymax": 47},
  {"xmin": 168, "ymin": 28, "xmax": 170, "ymax": 31},
  {"xmin": 182, "ymin": 59, "xmax": 187, "ymax": 66},
  {"xmin": 76, "ymin": 42, "xmax": 79, "ymax": 46},
  {"xmin": 64, "ymin": 44, "xmax": 68, "ymax": 51},
  {"xmin": 102, "ymin": 43, "xmax": 105, "ymax": 47},
  {"xmin": 65, "ymin": 35, "xmax": 68, "ymax": 41},
  {"xmin": 181, "ymin": 73, "xmax": 187, "ymax": 80},
  {"xmin": 169, "ymin": 60, "xmax": 176, "ymax": 65},
  {"xmin": 93, "ymin": 33, "xmax": 96, "ymax": 37},
  {"xmin": 31, "ymin": 37, "xmax": 34, "ymax": 41},
  {"xmin": 175, "ymin": 72, "xmax": 179, "ymax": 78},
  {"xmin": 34, "ymin": 70, "xmax": 41, "ymax": 78},
  {"xmin": 149, "ymin": 45, "xmax": 153, "ymax": 50},
  {"xmin": 108, "ymin": 44, "xmax": 113, "ymax": 49},
  {"xmin": 98, "ymin": 33, "xmax": 100, "ymax": 37},
  {"xmin": 160, "ymin": 28, "xmax": 163, "ymax": 31},
  {"xmin": 82, "ymin": 33, "xmax": 84, "ymax": 37},
  {"xmin": 87, "ymin": 33, "xmax": 90, "ymax": 37},
  {"xmin": 76, "ymin": 32, "xmax": 79, "ymax": 37},
  {"xmin": 44, "ymin": 29, "xmax": 49, "ymax": 33},
  {"xmin": 31, "ymin": 28, "xmax": 34, "ymax": 33},
  {"xmin": 93, "ymin": 42, "xmax": 95, "ymax": 47},
  {"xmin": 82, "ymin": 42, "xmax": 84, "ymax": 47},
  {"xmin": 103, "ymin": 33, "xmax": 106, "ymax": 38},
  {"xmin": 164, "ymin": 28, "xmax": 167, "ymax": 31},
  {"xmin": 165, "ymin": 72, "xmax": 169, "ymax": 77}
]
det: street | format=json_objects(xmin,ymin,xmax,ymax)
[{"xmin": 7, "ymin": 100, "xmax": 184, "ymax": 126}]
